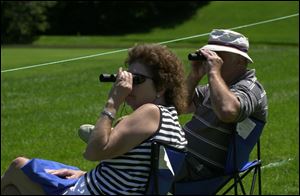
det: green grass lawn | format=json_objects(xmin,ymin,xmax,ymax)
[{"xmin": 1, "ymin": 1, "xmax": 299, "ymax": 195}]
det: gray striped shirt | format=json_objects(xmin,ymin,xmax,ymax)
[{"xmin": 184, "ymin": 69, "xmax": 268, "ymax": 170}]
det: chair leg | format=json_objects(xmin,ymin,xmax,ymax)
[
  {"xmin": 238, "ymin": 177, "xmax": 246, "ymax": 195},
  {"xmin": 222, "ymin": 168, "xmax": 254, "ymax": 195},
  {"xmin": 222, "ymin": 178, "xmax": 236, "ymax": 195},
  {"xmin": 222, "ymin": 175, "xmax": 244, "ymax": 195},
  {"xmin": 257, "ymin": 140, "xmax": 262, "ymax": 195},
  {"xmin": 222, "ymin": 184, "xmax": 231, "ymax": 195},
  {"xmin": 171, "ymin": 182, "xmax": 176, "ymax": 194},
  {"xmin": 250, "ymin": 167, "xmax": 258, "ymax": 194},
  {"xmin": 258, "ymin": 166, "xmax": 262, "ymax": 195},
  {"xmin": 234, "ymin": 175, "xmax": 238, "ymax": 195}
]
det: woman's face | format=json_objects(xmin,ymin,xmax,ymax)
[{"xmin": 125, "ymin": 62, "xmax": 157, "ymax": 110}]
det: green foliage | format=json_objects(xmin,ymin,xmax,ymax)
[
  {"xmin": 1, "ymin": 1, "xmax": 207, "ymax": 44},
  {"xmin": 45, "ymin": 1, "xmax": 207, "ymax": 35},
  {"xmin": 1, "ymin": 1, "xmax": 56, "ymax": 44},
  {"xmin": 31, "ymin": 1, "xmax": 299, "ymax": 48}
]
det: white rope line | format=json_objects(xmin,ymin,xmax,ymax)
[
  {"xmin": 1, "ymin": 13, "xmax": 298, "ymax": 73},
  {"xmin": 1, "ymin": 48, "xmax": 128, "ymax": 73}
]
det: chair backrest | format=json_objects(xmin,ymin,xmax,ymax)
[
  {"xmin": 173, "ymin": 117, "xmax": 265, "ymax": 195},
  {"xmin": 225, "ymin": 117, "xmax": 265, "ymax": 174},
  {"xmin": 146, "ymin": 142, "xmax": 186, "ymax": 195}
]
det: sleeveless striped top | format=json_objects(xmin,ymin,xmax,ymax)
[{"xmin": 84, "ymin": 105, "xmax": 187, "ymax": 195}]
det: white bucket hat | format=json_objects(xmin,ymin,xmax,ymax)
[{"xmin": 201, "ymin": 29, "xmax": 253, "ymax": 63}]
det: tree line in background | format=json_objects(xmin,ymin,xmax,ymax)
[{"xmin": 1, "ymin": 1, "xmax": 208, "ymax": 44}]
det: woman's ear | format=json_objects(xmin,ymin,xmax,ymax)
[{"xmin": 156, "ymin": 88, "xmax": 166, "ymax": 98}]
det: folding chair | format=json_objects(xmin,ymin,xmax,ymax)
[
  {"xmin": 145, "ymin": 141, "xmax": 186, "ymax": 195},
  {"xmin": 147, "ymin": 117, "xmax": 265, "ymax": 195}
]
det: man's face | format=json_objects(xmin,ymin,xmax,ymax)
[
  {"xmin": 215, "ymin": 51, "xmax": 237, "ymax": 66},
  {"xmin": 215, "ymin": 51, "xmax": 247, "ymax": 83}
]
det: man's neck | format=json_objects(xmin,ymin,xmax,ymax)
[{"xmin": 223, "ymin": 67, "xmax": 247, "ymax": 85}]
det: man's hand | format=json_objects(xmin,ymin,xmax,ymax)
[
  {"xmin": 200, "ymin": 49, "xmax": 223, "ymax": 74},
  {"xmin": 189, "ymin": 50, "xmax": 207, "ymax": 80}
]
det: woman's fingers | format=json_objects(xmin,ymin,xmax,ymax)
[{"xmin": 45, "ymin": 168, "xmax": 69, "ymax": 177}]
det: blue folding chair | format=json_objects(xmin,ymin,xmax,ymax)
[
  {"xmin": 146, "ymin": 141, "xmax": 186, "ymax": 195},
  {"xmin": 147, "ymin": 117, "xmax": 265, "ymax": 195}
]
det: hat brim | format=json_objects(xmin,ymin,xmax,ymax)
[{"xmin": 201, "ymin": 44, "xmax": 253, "ymax": 63}]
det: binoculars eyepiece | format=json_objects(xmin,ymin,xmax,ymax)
[{"xmin": 99, "ymin": 74, "xmax": 116, "ymax": 82}]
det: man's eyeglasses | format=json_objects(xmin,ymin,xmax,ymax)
[{"xmin": 99, "ymin": 73, "xmax": 151, "ymax": 85}]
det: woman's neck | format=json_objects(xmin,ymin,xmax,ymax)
[{"xmin": 153, "ymin": 96, "xmax": 167, "ymax": 106}]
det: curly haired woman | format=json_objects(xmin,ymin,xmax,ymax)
[{"xmin": 1, "ymin": 43, "xmax": 188, "ymax": 195}]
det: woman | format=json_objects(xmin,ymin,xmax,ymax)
[{"xmin": 1, "ymin": 43, "xmax": 188, "ymax": 195}]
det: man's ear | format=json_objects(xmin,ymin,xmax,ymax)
[{"xmin": 238, "ymin": 56, "xmax": 248, "ymax": 66}]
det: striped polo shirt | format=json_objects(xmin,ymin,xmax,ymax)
[
  {"xmin": 85, "ymin": 105, "xmax": 187, "ymax": 195},
  {"xmin": 184, "ymin": 69, "xmax": 268, "ymax": 170}
]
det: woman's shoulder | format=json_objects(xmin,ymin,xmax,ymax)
[
  {"xmin": 130, "ymin": 103, "xmax": 161, "ymax": 122},
  {"xmin": 137, "ymin": 104, "xmax": 177, "ymax": 114},
  {"xmin": 136, "ymin": 103, "xmax": 160, "ymax": 113}
]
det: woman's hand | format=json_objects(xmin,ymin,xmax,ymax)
[
  {"xmin": 107, "ymin": 67, "xmax": 133, "ymax": 110},
  {"xmin": 45, "ymin": 168, "xmax": 86, "ymax": 179}
]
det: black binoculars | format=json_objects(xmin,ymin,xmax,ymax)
[
  {"xmin": 188, "ymin": 52, "xmax": 206, "ymax": 61},
  {"xmin": 99, "ymin": 73, "xmax": 148, "ymax": 85},
  {"xmin": 99, "ymin": 74, "xmax": 116, "ymax": 82}
]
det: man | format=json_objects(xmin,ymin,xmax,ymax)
[{"xmin": 178, "ymin": 29, "xmax": 268, "ymax": 181}]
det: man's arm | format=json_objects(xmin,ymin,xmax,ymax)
[
  {"xmin": 183, "ymin": 59, "xmax": 206, "ymax": 114},
  {"xmin": 208, "ymin": 71, "xmax": 240, "ymax": 122},
  {"xmin": 201, "ymin": 49, "xmax": 241, "ymax": 122}
]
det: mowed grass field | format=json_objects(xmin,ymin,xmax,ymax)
[{"xmin": 1, "ymin": 1, "xmax": 299, "ymax": 194}]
